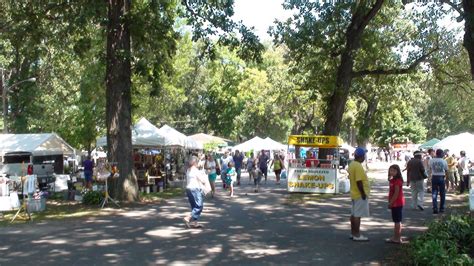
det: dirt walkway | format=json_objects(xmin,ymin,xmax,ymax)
[{"xmin": 0, "ymin": 162, "xmax": 468, "ymax": 265}]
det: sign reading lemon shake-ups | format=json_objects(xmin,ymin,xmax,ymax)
[
  {"xmin": 287, "ymin": 168, "xmax": 337, "ymax": 193},
  {"xmin": 287, "ymin": 134, "xmax": 342, "ymax": 194}
]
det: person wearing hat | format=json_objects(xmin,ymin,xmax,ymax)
[
  {"xmin": 348, "ymin": 147, "xmax": 371, "ymax": 241},
  {"xmin": 406, "ymin": 151, "xmax": 428, "ymax": 210}
]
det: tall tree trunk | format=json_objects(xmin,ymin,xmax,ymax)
[
  {"xmin": 319, "ymin": 0, "xmax": 384, "ymax": 159},
  {"xmin": 106, "ymin": 0, "xmax": 138, "ymax": 202},
  {"xmin": 357, "ymin": 96, "xmax": 379, "ymax": 148},
  {"xmin": 322, "ymin": 0, "xmax": 384, "ymax": 137},
  {"xmin": 463, "ymin": 0, "xmax": 474, "ymax": 80}
]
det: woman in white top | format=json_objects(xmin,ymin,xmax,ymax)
[
  {"xmin": 184, "ymin": 156, "xmax": 210, "ymax": 228},
  {"xmin": 204, "ymin": 153, "xmax": 218, "ymax": 198}
]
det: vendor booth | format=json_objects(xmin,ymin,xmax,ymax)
[{"xmin": 287, "ymin": 135, "xmax": 347, "ymax": 194}]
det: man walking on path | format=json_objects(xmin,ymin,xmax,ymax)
[
  {"xmin": 233, "ymin": 150, "xmax": 244, "ymax": 186},
  {"xmin": 429, "ymin": 149, "xmax": 448, "ymax": 214},
  {"xmin": 406, "ymin": 151, "xmax": 427, "ymax": 210},
  {"xmin": 424, "ymin": 149, "xmax": 434, "ymax": 193},
  {"xmin": 257, "ymin": 150, "xmax": 269, "ymax": 184},
  {"xmin": 459, "ymin": 151, "xmax": 471, "ymax": 194},
  {"xmin": 348, "ymin": 147, "xmax": 371, "ymax": 242}
]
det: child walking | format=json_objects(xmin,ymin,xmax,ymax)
[
  {"xmin": 386, "ymin": 164, "xmax": 405, "ymax": 244},
  {"xmin": 225, "ymin": 162, "xmax": 237, "ymax": 197}
]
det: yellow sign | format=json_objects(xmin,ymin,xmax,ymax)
[{"xmin": 288, "ymin": 135, "xmax": 342, "ymax": 148}]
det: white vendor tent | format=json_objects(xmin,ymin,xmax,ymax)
[
  {"xmin": 232, "ymin": 136, "xmax": 265, "ymax": 152},
  {"xmin": 0, "ymin": 133, "xmax": 75, "ymax": 156},
  {"xmin": 233, "ymin": 136, "xmax": 287, "ymax": 152},
  {"xmin": 341, "ymin": 143, "xmax": 356, "ymax": 154},
  {"xmin": 189, "ymin": 133, "xmax": 229, "ymax": 146},
  {"xmin": 433, "ymin": 132, "xmax": 474, "ymax": 157},
  {"xmin": 263, "ymin": 137, "xmax": 287, "ymax": 151},
  {"xmin": 158, "ymin": 125, "xmax": 203, "ymax": 150},
  {"xmin": 96, "ymin": 117, "xmax": 166, "ymax": 148}
]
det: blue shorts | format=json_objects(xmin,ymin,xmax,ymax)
[
  {"xmin": 391, "ymin": 206, "xmax": 403, "ymax": 223},
  {"xmin": 84, "ymin": 171, "xmax": 93, "ymax": 182}
]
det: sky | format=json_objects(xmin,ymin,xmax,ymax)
[
  {"xmin": 232, "ymin": 1, "xmax": 463, "ymax": 41},
  {"xmin": 233, "ymin": 0, "xmax": 289, "ymax": 41}
]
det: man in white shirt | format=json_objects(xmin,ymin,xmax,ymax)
[{"xmin": 459, "ymin": 151, "xmax": 471, "ymax": 194}]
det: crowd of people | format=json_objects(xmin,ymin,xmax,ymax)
[
  {"xmin": 183, "ymin": 149, "xmax": 285, "ymax": 228},
  {"xmin": 349, "ymin": 147, "xmax": 472, "ymax": 244}
]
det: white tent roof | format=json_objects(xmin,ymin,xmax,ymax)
[
  {"xmin": 341, "ymin": 143, "xmax": 356, "ymax": 154},
  {"xmin": 263, "ymin": 137, "xmax": 287, "ymax": 151},
  {"xmin": 233, "ymin": 136, "xmax": 287, "ymax": 152},
  {"xmin": 96, "ymin": 117, "xmax": 166, "ymax": 148},
  {"xmin": 433, "ymin": 132, "xmax": 474, "ymax": 157},
  {"xmin": 188, "ymin": 133, "xmax": 228, "ymax": 146},
  {"xmin": 0, "ymin": 133, "xmax": 75, "ymax": 156},
  {"xmin": 158, "ymin": 125, "xmax": 203, "ymax": 150},
  {"xmin": 232, "ymin": 136, "xmax": 264, "ymax": 152}
]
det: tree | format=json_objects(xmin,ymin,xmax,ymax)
[
  {"xmin": 439, "ymin": 0, "xmax": 474, "ymax": 80},
  {"xmin": 105, "ymin": 0, "xmax": 137, "ymax": 201},
  {"xmin": 272, "ymin": 1, "xmax": 440, "ymax": 146}
]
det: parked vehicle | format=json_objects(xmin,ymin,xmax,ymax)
[{"xmin": 0, "ymin": 152, "xmax": 55, "ymax": 190}]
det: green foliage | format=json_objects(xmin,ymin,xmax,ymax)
[
  {"xmin": 409, "ymin": 215, "xmax": 474, "ymax": 266},
  {"xmin": 82, "ymin": 191, "xmax": 103, "ymax": 205}
]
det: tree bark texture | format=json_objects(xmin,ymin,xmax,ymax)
[
  {"xmin": 463, "ymin": 0, "xmax": 474, "ymax": 80},
  {"xmin": 322, "ymin": 0, "xmax": 384, "ymax": 137},
  {"xmin": 356, "ymin": 96, "xmax": 379, "ymax": 148},
  {"xmin": 106, "ymin": 0, "xmax": 138, "ymax": 202}
]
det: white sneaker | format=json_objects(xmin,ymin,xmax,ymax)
[{"xmin": 352, "ymin": 235, "xmax": 369, "ymax": 241}]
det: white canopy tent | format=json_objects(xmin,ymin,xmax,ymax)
[
  {"xmin": 341, "ymin": 143, "xmax": 356, "ymax": 154},
  {"xmin": 263, "ymin": 137, "xmax": 287, "ymax": 151},
  {"xmin": 96, "ymin": 117, "xmax": 166, "ymax": 148},
  {"xmin": 0, "ymin": 133, "xmax": 75, "ymax": 156},
  {"xmin": 433, "ymin": 132, "xmax": 474, "ymax": 157},
  {"xmin": 158, "ymin": 125, "xmax": 203, "ymax": 150},
  {"xmin": 232, "ymin": 136, "xmax": 265, "ymax": 152},
  {"xmin": 189, "ymin": 133, "xmax": 229, "ymax": 146}
]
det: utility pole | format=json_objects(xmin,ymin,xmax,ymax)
[
  {"xmin": 1, "ymin": 68, "xmax": 7, "ymax": 133},
  {"xmin": 0, "ymin": 69, "xmax": 36, "ymax": 133}
]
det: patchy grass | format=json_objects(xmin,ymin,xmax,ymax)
[
  {"xmin": 0, "ymin": 200, "xmax": 103, "ymax": 227},
  {"xmin": 140, "ymin": 188, "xmax": 185, "ymax": 202},
  {"xmin": 0, "ymin": 188, "xmax": 185, "ymax": 226}
]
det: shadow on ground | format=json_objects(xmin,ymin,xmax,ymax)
[{"xmin": 0, "ymin": 163, "xmax": 468, "ymax": 265}]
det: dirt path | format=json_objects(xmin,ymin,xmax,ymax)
[{"xmin": 0, "ymin": 162, "xmax": 467, "ymax": 265}]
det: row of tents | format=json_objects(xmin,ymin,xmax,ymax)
[
  {"xmin": 96, "ymin": 118, "xmax": 204, "ymax": 150},
  {"xmin": 419, "ymin": 132, "xmax": 474, "ymax": 157}
]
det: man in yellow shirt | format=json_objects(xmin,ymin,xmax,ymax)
[{"xmin": 348, "ymin": 147, "xmax": 371, "ymax": 241}]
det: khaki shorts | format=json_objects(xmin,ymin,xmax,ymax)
[{"xmin": 351, "ymin": 199, "xmax": 370, "ymax": 218}]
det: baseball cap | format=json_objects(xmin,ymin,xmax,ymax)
[
  {"xmin": 414, "ymin": 151, "xmax": 423, "ymax": 156},
  {"xmin": 354, "ymin": 147, "xmax": 366, "ymax": 157}
]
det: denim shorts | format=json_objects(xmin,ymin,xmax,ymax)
[{"xmin": 391, "ymin": 206, "xmax": 403, "ymax": 223}]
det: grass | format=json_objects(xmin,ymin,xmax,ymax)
[
  {"xmin": 0, "ymin": 188, "xmax": 185, "ymax": 227},
  {"xmin": 0, "ymin": 199, "xmax": 103, "ymax": 227},
  {"xmin": 140, "ymin": 188, "xmax": 185, "ymax": 202}
]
